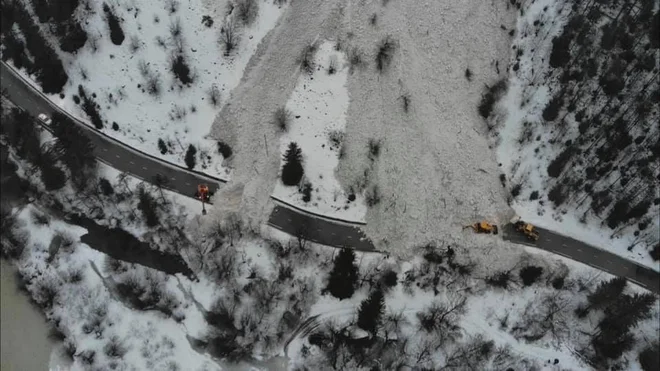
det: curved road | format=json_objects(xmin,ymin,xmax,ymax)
[{"xmin": 1, "ymin": 62, "xmax": 657, "ymax": 293}]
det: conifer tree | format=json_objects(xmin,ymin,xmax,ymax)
[
  {"xmin": 281, "ymin": 142, "xmax": 304, "ymax": 186},
  {"xmin": 326, "ymin": 248, "xmax": 359, "ymax": 300},
  {"xmin": 357, "ymin": 288, "xmax": 385, "ymax": 334}
]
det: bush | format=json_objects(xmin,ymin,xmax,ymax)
[
  {"xmin": 137, "ymin": 186, "xmax": 159, "ymax": 227},
  {"xmin": 375, "ymin": 36, "xmax": 395, "ymax": 73},
  {"xmin": 219, "ymin": 20, "xmax": 238, "ymax": 56},
  {"xmin": 381, "ymin": 270, "xmax": 398, "ymax": 288},
  {"xmin": 519, "ymin": 266, "xmax": 543, "ymax": 286},
  {"xmin": 478, "ymin": 79, "xmax": 507, "ymax": 119},
  {"xmin": 185, "ymin": 145, "xmax": 197, "ymax": 169},
  {"xmin": 301, "ymin": 182, "xmax": 312, "ymax": 202},
  {"xmin": 78, "ymin": 350, "xmax": 96, "ymax": 365},
  {"xmin": 510, "ymin": 183, "xmax": 522, "ymax": 198},
  {"xmin": 547, "ymin": 147, "xmax": 574, "ymax": 178},
  {"xmin": 158, "ymin": 139, "xmax": 168, "ymax": 154},
  {"xmin": 529, "ymin": 190, "xmax": 539, "ymax": 201},
  {"xmin": 651, "ymin": 243, "xmax": 660, "ymax": 261},
  {"xmin": 281, "ymin": 142, "xmax": 304, "ymax": 186},
  {"xmin": 34, "ymin": 280, "xmax": 59, "ymax": 309},
  {"xmin": 348, "ymin": 47, "xmax": 364, "ymax": 73},
  {"xmin": 208, "ymin": 84, "xmax": 221, "ymax": 106},
  {"xmin": 98, "ymin": 177, "xmax": 114, "ymax": 196},
  {"xmin": 300, "ymin": 44, "xmax": 316, "ymax": 74},
  {"xmin": 487, "ymin": 271, "xmax": 511, "ymax": 289},
  {"xmin": 104, "ymin": 336, "xmax": 127, "ymax": 358},
  {"xmin": 548, "ymin": 183, "xmax": 567, "ymax": 207},
  {"xmin": 235, "ymin": 0, "xmax": 259, "ymax": 25},
  {"xmin": 542, "ymin": 95, "xmax": 563, "ymax": 122},
  {"xmin": 59, "ymin": 21, "xmax": 88, "ymax": 54},
  {"xmin": 365, "ymin": 185, "xmax": 381, "ymax": 207},
  {"xmin": 274, "ymin": 107, "xmax": 291, "ymax": 132},
  {"xmin": 169, "ymin": 18, "xmax": 182, "ymax": 39},
  {"xmin": 171, "ymin": 54, "xmax": 193, "ymax": 85},
  {"xmin": 202, "ymin": 15, "xmax": 214, "ymax": 27},
  {"xmin": 217, "ymin": 141, "xmax": 232, "ymax": 158},
  {"xmin": 103, "ymin": 4, "xmax": 125, "ymax": 46}
]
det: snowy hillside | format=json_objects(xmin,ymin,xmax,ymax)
[
  {"xmin": 2, "ymin": 0, "xmax": 285, "ymax": 177},
  {"xmin": 491, "ymin": 0, "xmax": 660, "ymax": 270}
]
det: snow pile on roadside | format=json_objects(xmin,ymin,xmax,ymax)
[
  {"xmin": 492, "ymin": 0, "xmax": 659, "ymax": 271},
  {"xmin": 10, "ymin": 0, "xmax": 284, "ymax": 178},
  {"xmin": 272, "ymin": 40, "xmax": 367, "ymax": 222}
]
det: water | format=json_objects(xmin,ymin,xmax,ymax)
[{"xmin": 0, "ymin": 260, "xmax": 54, "ymax": 371}]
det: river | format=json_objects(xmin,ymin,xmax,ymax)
[{"xmin": 0, "ymin": 260, "xmax": 61, "ymax": 371}]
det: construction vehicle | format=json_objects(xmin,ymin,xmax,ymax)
[
  {"xmin": 514, "ymin": 220, "xmax": 539, "ymax": 241},
  {"xmin": 463, "ymin": 221, "xmax": 499, "ymax": 235}
]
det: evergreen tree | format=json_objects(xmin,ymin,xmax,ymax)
[
  {"xmin": 281, "ymin": 142, "xmax": 304, "ymax": 186},
  {"xmin": 357, "ymin": 288, "xmax": 385, "ymax": 334},
  {"xmin": 326, "ymin": 248, "xmax": 359, "ymax": 300},
  {"xmin": 49, "ymin": 112, "xmax": 96, "ymax": 182},
  {"xmin": 185, "ymin": 144, "xmax": 197, "ymax": 169},
  {"xmin": 600, "ymin": 292, "xmax": 656, "ymax": 333},
  {"xmin": 137, "ymin": 186, "xmax": 159, "ymax": 227},
  {"xmin": 98, "ymin": 178, "xmax": 114, "ymax": 196},
  {"xmin": 586, "ymin": 277, "xmax": 627, "ymax": 311},
  {"xmin": 103, "ymin": 3, "xmax": 124, "ymax": 45},
  {"xmin": 37, "ymin": 153, "xmax": 66, "ymax": 191},
  {"xmin": 5, "ymin": 109, "xmax": 41, "ymax": 163}
]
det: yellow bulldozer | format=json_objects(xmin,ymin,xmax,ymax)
[
  {"xmin": 514, "ymin": 220, "xmax": 539, "ymax": 241},
  {"xmin": 464, "ymin": 221, "xmax": 499, "ymax": 235}
]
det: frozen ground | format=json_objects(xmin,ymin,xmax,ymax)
[
  {"xmin": 492, "ymin": 0, "xmax": 660, "ymax": 271},
  {"xmin": 7, "ymin": 0, "xmax": 284, "ymax": 178},
  {"xmin": 272, "ymin": 40, "xmax": 367, "ymax": 222},
  {"xmin": 210, "ymin": 0, "xmax": 515, "ymax": 253}
]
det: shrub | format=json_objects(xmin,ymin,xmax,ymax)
[
  {"xmin": 104, "ymin": 336, "xmax": 126, "ymax": 358},
  {"xmin": 542, "ymin": 95, "xmax": 563, "ymax": 122},
  {"xmin": 166, "ymin": 0, "xmax": 179, "ymax": 14},
  {"xmin": 348, "ymin": 47, "xmax": 364, "ymax": 73},
  {"xmin": 651, "ymin": 243, "xmax": 659, "ymax": 261},
  {"xmin": 301, "ymin": 182, "xmax": 312, "ymax": 202},
  {"xmin": 31, "ymin": 209, "xmax": 50, "ymax": 225},
  {"xmin": 375, "ymin": 36, "xmax": 395, "ymax": 73},
  {"xmin": 487, "ymin": 271, "xmax": 511, "ymax": 289},
  {"xmin": 235, "ymin": 0, "xmax": 259, "ymax": 25},
  {"xmin": 59, "ymin": 21, "xmax": 88, "ymax": 53},
  {"xmin": 208, "ymin": 84, "xmax": 221, "ymax": 106},
  {"xmin": 365, "ymin": 185, "xmax": 381, "ymax": 207},
  {"xmin": 34, "ymin": 280, "xmax": 59, "ymax": 309},
  {"xmin": 519, "ymin": 266, "xmax": 543, "ymax": 286},
  {"xmin": 217, "ymin": 141, "xmax": 232, "ymax": 158},
  {"xmin": 169, "ymin": 18, "xmax": 182, "ymax": 39},
  {"xmin": 202, "ymin": 15, "xmax": 214, "ymax": 27},
  {"xmin": 368, "ymin": 139, "xmax": 381, "ymax": 160},
  {"xmin": 300, "ymin": 44, "xmax": 317, "ymax": 74},
  {"xmin": 170, "ymin": 54, "xmax": 193, "ymax": 85},
  {"xmin": 547, "ymin": 147, "xmax": 574, "ymax": 178},
  {"xmin": 548, "ymin": 183, "xmax": 567, "ymax": 206},
  {"xmin": 78, "ymin": 350, "xmax": 96, "ymax": 365},
  {"xmin": 381, "ymin": 270, "xmax": 398, "ymax": 288},
  {"xmin": 98, "ymin": 177, "xmax": 114, "ymax": 196},
  {"xmin": 281, "ymin": 142, "xmax": 304, "ymax": 186},
  {"xmin": 219, "ymin": 20, "xmax": 238, "ymax": 56},
  {"xmin": 137, "ymin": 186, "xmax": 159, "ymax": 227},
  {"xmin": 510, "ymin": 183, "xmax": 522, "ymax": 198},
  {"xmin": 529, "ymin": 190, "xmax": 539, "ymax": 201},
  {"xmin": 478, "ymin": 79, "xmax": 507, "ymax": 119},
  {"xmin": 103, "ymin": 4, "xmax": 125, "ymax": 45},
  {"xmin": 185, "ymin": 145, "xmax": 197, "ymax": 169},
  {"xmin": 158, "ymin": 139, "xmax": 168, "ymax": 154},
  {"xmin": 552, "ymin": 276, "xmax": 565, "ymax": 290},
  {"xmin": 112, "ymin": 122, "xmax": 119, "ymax": 130},
  {"xmin": 274, "ymin": 107, "xmax": 291, "ymax": 132}
]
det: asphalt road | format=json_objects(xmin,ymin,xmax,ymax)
[
  {"xmin": 2, "ymin": 62, "xmax": 657, "ymax": 293},
  {"xmin": 502, "ymin": 224, "xmax": 659, "ymax": 294},
  {"xmin": 268, "ymin": 205, "xmax": 376, "ymax": 251},
  {"xmin": 1, "ymin": 62, "xmax": 375, "ymax": 251}
]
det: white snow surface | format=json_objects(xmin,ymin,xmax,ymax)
[
  {"xmin": 9, "ymin": 0, "xmax": 284, "ymax": 178},
  {"xmin": 210, "ymin": 0, "xmax": 516, "ymax": 252},
  {"xmin": 272, "ymin": 40, "xmax": 367, "ymax": 222},
  {"xmin": 493, "ymin": 0, "xmax": 660, "ymax": 271}
]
